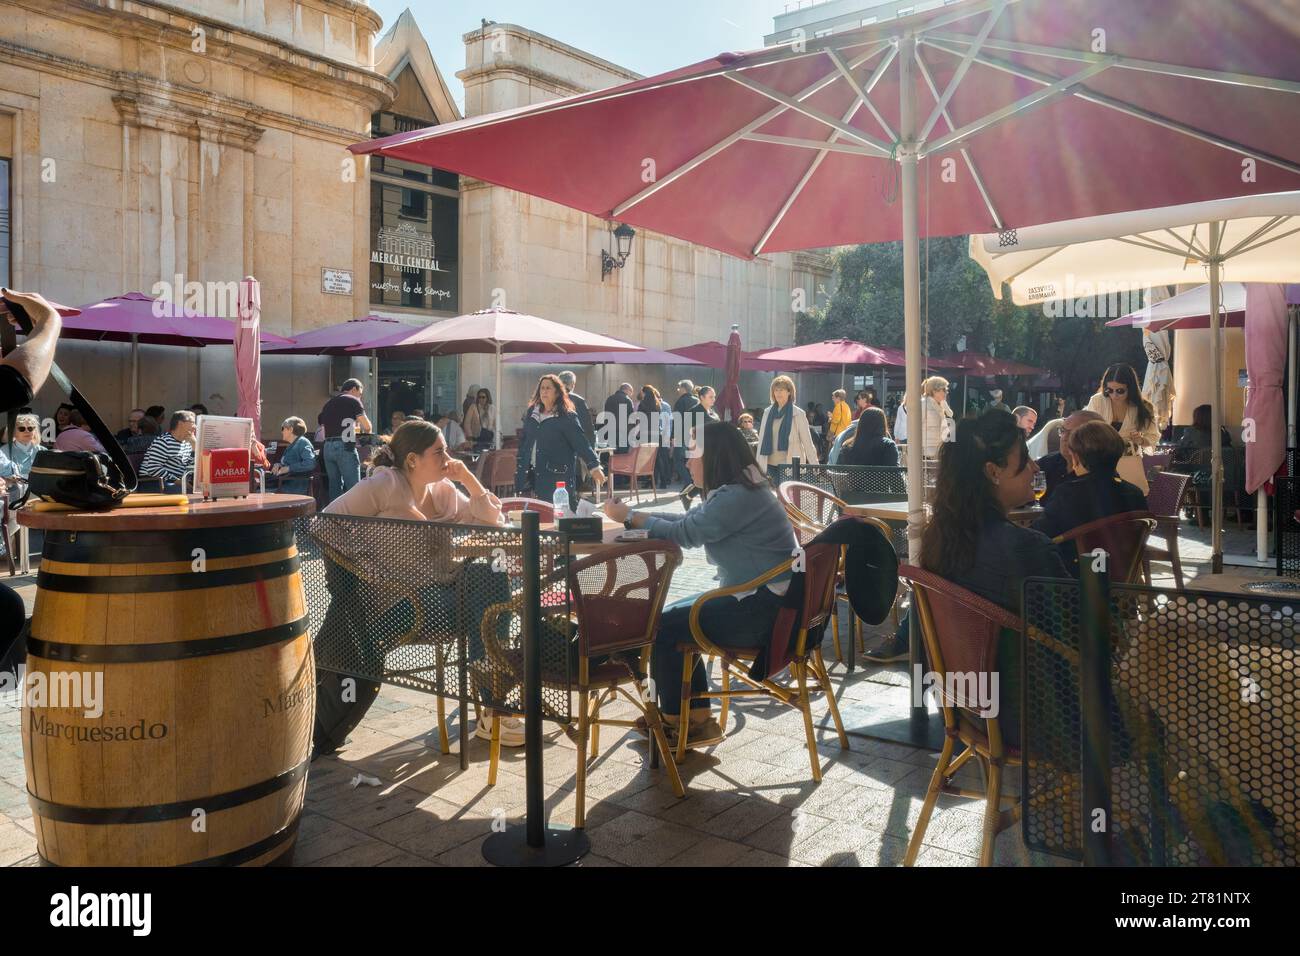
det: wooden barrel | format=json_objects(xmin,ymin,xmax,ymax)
[{"xmin": 18, "ymin": 495, "xmax": 316, "ymax": 866}]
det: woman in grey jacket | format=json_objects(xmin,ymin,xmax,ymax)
[
  {"xmin": 516, "ymin": 373, "xmax": 606, "ymax": 510},
  {"xmin": 606, "ymin": 421, "xmax": 798, "ymax": 747}
]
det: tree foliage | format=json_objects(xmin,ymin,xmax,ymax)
[{"xmin": 799, "ymin": 237, "xmax": 1147, "ymax": 398}]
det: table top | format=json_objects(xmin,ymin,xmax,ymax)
[
  {"xmin": 18, "ymin": 493, "xmax": 316, "ymax": 531},
  {"xmin": 843, "ymin": 499, "xmax": 1044, "ymax": 524}
]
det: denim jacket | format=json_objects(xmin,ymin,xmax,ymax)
[{"xmin": 281, "ymin": 435, "xmax": 317, "ymax": 476}]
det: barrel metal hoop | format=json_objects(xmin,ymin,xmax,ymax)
[
  {"xmin": 36, "ymin": 555, "xmax": 301, "ymax": 594},
  {"xmin": 37, "ymin": 818, "xmax": 302, "ymax": 868},
  {"xmin": 26, "ymin": 617, "xmax": 308, "ymax": 663},
  {"xmin": 27, "ymin": 756, "xmax": 310, "ymax": 825},
  {"xmin": 42, "ymin": 523, "xmax": 293, "ymax": 564}
]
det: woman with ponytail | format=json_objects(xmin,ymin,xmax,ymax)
[
  {"xmin": 913, "ymin": 409, "xmax": 1070, "ymax": 747},
  {"xmin": 315, "ymin": 420, "xmax": 516, "ymax": 752}
]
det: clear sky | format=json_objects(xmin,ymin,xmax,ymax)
[{"xmin": 366, "ymin": 0, "xmax": 792, "ymax": 111}]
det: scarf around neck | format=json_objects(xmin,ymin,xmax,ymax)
[{"xmin": 760, "ymin": 401, "xmax": 794, "ymax": 457}]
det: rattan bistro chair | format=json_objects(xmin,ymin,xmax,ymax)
[
  {"xmin": 1142, "ymin": 471, "xmax": 1192, "ymax": 588},
  {"xmin": 677, "ymin": 541, "xmax": 848, "ymax": 781},
  {"xmin": 609, "ymin": 444, "xmax": 659, "ymax": 502},
  {"xmin": 1053, "ymin": 511, "xmax": 1156, "ymax": 585},
  {"xmin": 897, "ymin": 565, "xmax": 1024, "ymax": 867},
  {"xmin": 478, "ymin": 541, "xmax": 685, "ymax": 827},
  {"xmin": 776, "ymin": 480, "xmax": 860, "ymax": 660}
]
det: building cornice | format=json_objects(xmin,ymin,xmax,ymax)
[
  {"xmin": 113, "ymin": 87, "xmax": 264, "ymax": 149},
  {"xmin": 0, "ymin": 38, "xmax": 372, "ymax": 147},
  {"xmin": 12, "ymin": 0, "xmax": 396, "ymax": 112},
  {"xmin": 458, "ymin": 22, "xmax": 641, "ymax": 88}
]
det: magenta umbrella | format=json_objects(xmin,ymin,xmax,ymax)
[
  {"xmin": 234, "ymin": 278, "xmax": 262, "ymax": 439},
  {"xmin": 669, "ymin": 341, "xmax": 813, "ymax": 373},
  {"xmin": 502, "ymin": 346, "xmax": 700, "ymax": 366},
  {"xmin": 1243, "ymin": 284, "xmax": 1289, "ymax": 495},
  {"xmin": 354, "ymin": 308, "xmax": 644, "ymax": 448},
  {"xmin": 761, "ymin": 338, "xmax": 894, "ymax": 390},
  {"xmin": 263, "ymin": 315, "xmax": 414, "ymax": 354},
  {"xmin": 67, "ymin": 291, "xmax": 293, "ymax": 409},
  {"xmin": 717, "ymin": 326, "xmax": 745, "ymax": 423}
]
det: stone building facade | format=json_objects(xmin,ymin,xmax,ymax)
[{"xmin": 0, "ymin": 4, "xmax": 835, "ymax": 435}]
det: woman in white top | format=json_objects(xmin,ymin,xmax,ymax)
[
  {"xmin": 755, "ymin": 375, "xmax": 820, "ymax": 473},
  {"xmin": 1084, "ymin": 363, "xmax": 1161, "ymax": 453},
  {"xmin": 920, "ymin": 376, "xmax": 955, "ymax": 459},
  {"xmin": 463, "ymin": 386, "xmax": 497, "ymax": 449},
  {"xmin": 320, "ymin": 420, "xmax": 521, "ymax": 747}
]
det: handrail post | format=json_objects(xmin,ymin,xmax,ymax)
[{"xmin": 483, "ymin": 512, "xmax": 590, "ymax": 866}]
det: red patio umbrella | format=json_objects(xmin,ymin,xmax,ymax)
[
  {"xmin": 353, "ymin": 308, "xmax": 643, "ymax": 447},
  {"xmin": 234, "ymin": 277, "xmax": 263, "ymax": 438},
  {"xmin": 66, "ymin": 291, "xmax": 293, "ymax": 409},
  {"xmin": 718, "ymin": 326, "xmax": 745, "ymax": 423},
  {"xmin": 760, "ymin": 338, "xmax": 895, "ymax": 390},
  {"xmin": 263, "ymin": 315, "xmax": 413, "ymax": 354},
  {"xmin": 669, "ymin": 340, "xmax": 813, "ymax": 373},
  {"xmin": 351, "ymin": 0, "xmax": 1300, "ymax": 564}
]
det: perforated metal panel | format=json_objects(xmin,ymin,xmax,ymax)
[
  {"xmin": 1278, "ymin": 473, "xmax": 1299, "ymax": 577},
  {"xmin": 295, "ymin": 514, "xmax": 572, "ymax": 724},
  {"xmin": 1021, "ymin": 577, "xmax": 1299, "ymax": 865}
]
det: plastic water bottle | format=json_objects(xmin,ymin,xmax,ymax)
[{"xmin": 552, "ymin": 481, "xmax": 568, "ymax": 519}]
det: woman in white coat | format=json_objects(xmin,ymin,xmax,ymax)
[
  {"xmin": 756, "ymin": 375, "xmax": 820, "ymax": 473},
  {"xmin": 1084, "ymin": 363, "xmax": 1161, "ymax": 453},
  {"xmin": 920, "ymin": 376, "xmax": 955, "ymax": 459}
]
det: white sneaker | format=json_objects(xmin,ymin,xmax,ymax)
[{"xmin": 474, "ymin": 709, "xmax": 526, "ymax": 747}]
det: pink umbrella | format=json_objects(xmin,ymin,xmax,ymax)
[
  {"xmin": 67, "ymin": 291, "xmax": 292, "ymax": 409},
  {"xmin": 669, "ymin": 341, "xmax": 810, "ymax": 373},
  {"xmin": 934, "ymin": 352, "xmax": 1046, "ymax": 377},
  {"xmin": 761, "ymin": 338, "xmax": 894, "ymax": 389},
  {"xmin": 235, "ymin": 277, "xmax": 262, "ymax": 439},
  {"xmin": 263, "ymin": 315, "xmax": 413, "ymax": 354},
  {"xmin": 354, "ymin": 308, "xmax": 643, "ymax": 448},
  {"xmin": 65, "ymin": 292, "xmax": 292, "ymax": 347},
  {"xmin": 717, "ymin": 326, "xmax": 745, "ymax": 423},
  {"xmin": 502, "ymin": 346, "xmax": 700, "ymax": 366},
  {"xmin": 1243, "ymin": 284, "xmax": 1289, "ymax": 495}
]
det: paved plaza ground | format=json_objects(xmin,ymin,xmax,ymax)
[{"xmin": 0, "ymin": 494, "xmax": 1282, "ymax": 868}]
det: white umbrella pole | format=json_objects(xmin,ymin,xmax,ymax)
[
  {"xmin": 841, "ymin": 363, "xmax": 846, "ymax": 391},
  {"xmin": 1208, "ymin": 222, "xmax": 1224, "ymax": 574},
  {"xmin": 878, "ymin": 364, "xmax": 887, "ymax": 409},
  {"xmin": 963, "ymin": 373, "xmax": 968, "ymax": 416},
  {"xmin": 494, "ymin": 342, "xmax": 502, "ymax": 450},
  {"xmin": 900, "ymin": 34, "xmax": 924, "ymax": 566}
]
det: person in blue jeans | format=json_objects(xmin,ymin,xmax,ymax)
[
  {"xmin": 272, "ymin": 416, "xmax": 317, "ymax": 494},
  {"xmin": 317, "ymin": 379, "xmax": 372, "ymax": 502},
  {"xmin": 605, "ymin": 421, "xmax": 798, "ymax": 748}
]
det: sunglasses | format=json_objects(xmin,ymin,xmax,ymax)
[
  {"xmin": 1104, "ymin": 386, "xmax": 1128, "ymax": 396},
  {"xmin": 15, "ymin": 426, "xmax": 34, "ymax": 433}
]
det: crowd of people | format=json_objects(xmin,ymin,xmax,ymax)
[{"xmin": 0, "ymin": 290, "xmax": 1215, "ymax": 762}]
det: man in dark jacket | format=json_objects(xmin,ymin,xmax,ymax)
[
  {"xmin": 602, "ymin": 382, "xmax": 635, "ymax": 454},
  {"xmin": 560, "ymin": 370, "xmax": 596, "ymax": 491},
  {"xmin": 671, "ymin": 379, "xmax": 702, "ymax": 498},
  {"xmin": 1032, "ymin": 420, "xmax": 1148, "ymax": 575},
  {"xmin": 558, "ymin": 371, "xmax": 594, "ymax": 445}
]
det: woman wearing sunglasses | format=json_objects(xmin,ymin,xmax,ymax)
[
  {"xmin": 0, "ymin": 412, "xmax": 42, "ymax": 483},
  {"xmin": 1085, "ymin": 363, "xmax": 1160, "ymax": 454}
]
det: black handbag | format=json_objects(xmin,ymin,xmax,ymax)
[{"xmin": 1, "ymin": 298, "xmax": 137, "ymax": 510}]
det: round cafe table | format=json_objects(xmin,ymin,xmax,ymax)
[{"xmin": 18, "ymin": 494, "xmax": 318, "ymax": 867}]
